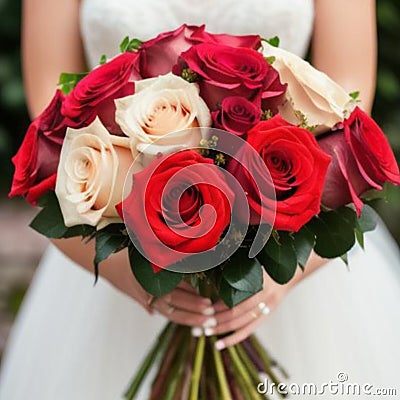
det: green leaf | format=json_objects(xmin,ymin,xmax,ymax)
[
  {"xmin": 264, "ymin": 36, "xmax": 280, "ymax": 47},
  {"xmin": 58, "ymin": 72, "xmax": 87, "ymax": 95},
  {"xmin": 30, "ymin": 204, "xmax": 69, "ymax": 238},
  {"xmin": 264, "ymin": 56, "xmax": 276, "ymax": 65},
  {"xmin": 126, "ymin": 38, "xmax": 143, "ymax": 51},
  {"xmin": 94, "ymin": 229, "xmax": 128, "ymax": 266},
  {"xmin": 222, "ymin": 250, "xmax": 263, "ymax": 293},
  {"xmin": 128, "ymin": 247, "xmax": 183, "ymax": 298},
  {"xmin": 99, "ymin": 54, "xmax": 107, "ymax": 65},
  {"xmin": 292, "ymin": 226, "xmax": 315, "ymax": 269},
  {"xmin": 94, "ymin": 228, "xmax": 128, "ymax": 282},
  {"xmin": 309, "ymin": 207, "xmax": 357, "ymax": 259},
  {"xmin": 30, "ymin": 192, "xmax": 69, "ymax": 238},
  {"xmin": 355, "ymin": 227, "xmax": 365, "ymax": 249},
  {"xmin": 357, "ymin": 204, "xmax": 378, "ymax": 232},
  {"xmin": 120, "ymin": 36, "xmax": 143, "ymax": 53},
  {"xmin": 218, "ymin": 278, "xmax": 256, "ymax": 308},
  {"xmin": 256, "ymin": 236, "xmax": 298, "ymax": 284},
  {"xmin": 119, "ymin": 36, "xmax": 130, "ymax": 52},
  {"xmin": 349, "ymin": 91, "xmax": 360, "ymax": 100},
  {"xmin": 340, "ymin": 253, "xmax": 349, "ymax": 266},
  {"xmin": 30, "ymin": 192, "xmax": 95, "ymax": 240}
]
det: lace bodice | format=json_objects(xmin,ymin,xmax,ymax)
[{"xmin": 80, "ymin": 0, "xmax": 314, "ymax": 68}]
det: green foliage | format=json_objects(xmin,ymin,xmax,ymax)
[
  {"xmin": 58, "ymin": 72, "xmax": 87, "ymax": 95},
  {"xmin": 93, "ymin": 224, "xmax": 129, "ymax": 280},
  {"xmin": 30, "ymin": 192, "xmax": 95, "ymax": 239},
  {"xmin": 263, "ymin": 36, "xmax": 280, "ymax": 47},
  {"xmin": 222, "ymin": 250, "xmax": 263, "ymax": 293},
  {"xmin": 349, "ymin": 91, "xmax": 360, "ymax": 100},
  {"xmin": 120, "ymin": 36, "xmax": 143, "ymax": 52},
  {"xmin": 128, "ymin": 246, "xmax": 183, "ymax": 297},
  {"xmin": 257, "ymin": 234, "xmax": 298, "ymax": 284}
]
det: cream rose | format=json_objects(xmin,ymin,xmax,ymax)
[
  {"xmin": 262, "ymin": 42, "xmax": 353, "ymax": 134},
  {"xmin": 55, "ymin": 117, "xmax": 137, "ymax": 228},
  {"xmin": 115, "ymin": 73, "xmax": 211, "ymax": 158}
]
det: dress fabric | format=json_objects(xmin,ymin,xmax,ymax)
[{"xmin": 1, "ymin": 1, "xmax": 400, "ymax": 399}]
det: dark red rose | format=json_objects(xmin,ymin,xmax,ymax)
[
  {"xmin": 212, "ymin": 96, "xmax": 261, "ymax": 135},
  {"xmin": 9, "ymin": 90, "xmax": 66, "ymax": 204},
  {"xmin": 139, "ymin": 24, "xmax": 262, "ymax": 78},
  {"xmin": 117, "ymin": 150, "xmax": 234, "ymax": 271},
  {"xmin": 319, "ymin": 107, "xmax": 400, "ymax": 214},
  {"xmin": 228, "ymin": 115, "xmax": 331, "ymax": 231},
  {"xmin": 175, "ymin": 43, "xmax": 286, "ymax": 110},
  {"xmin": 62, "ymin": 52, "xmax": 140, "ymax": 134},
  {"xmin": 189, "ymin": 25, "xmax": 261, "ymax": 49},
  {"xmin": 139, "ymin": 24, "xmax": 199, "ymax": 77}
]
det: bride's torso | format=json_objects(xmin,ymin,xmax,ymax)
[{"xmin": 80, "ymin": 0, "xmax": 314, "ymax": 68}]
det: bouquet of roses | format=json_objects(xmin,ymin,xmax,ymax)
[{"xmin": 10, "ymin": 24, "xmax": 400, "ymax": 400}]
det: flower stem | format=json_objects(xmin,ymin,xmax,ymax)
[
  {"xmin": 189, "ymin": 335, "xmax": 206, "ymax": 400},
  {"xmin": 228, "ymin": 346, "xmax": 264, "ymax": 400},
  {"xmin": 161, "ymin": 328, "xmax": 190, "ymax": 400},
  {"xmin": 236, "ymin": 343, "xmax": 262, "ymax": 384},
  {"xmin": 249, "ymin": 335, "xmax": 283, "ymax": 385},
  {"xmin": 124, "ymin": 322, "xmax": 174, "ymax": 400},
  {"xmin": 211, "ymin": 337, "xmax": 233, "ymax": 400},
  {"xmin": 149, "ymin": 325, "xmax": 184, "ymax": 400}
]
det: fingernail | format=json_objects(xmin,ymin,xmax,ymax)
[
  {"xmin": 215, "ymin": 340, "xmax": 225, "ymax": 351},
  {"xmin": 204, "ymin": 327, "xmax": 214, "ymax": 336},
  {"xmin": 191, "ymin": 327, "xmax": 203, "ymax": 337},
  {"xmin": 203, "ymin": 317, "xmax": 217, "ymax": 328},
  {"xmin": 202, "ymin": 298, "xmax": 213, "ymax": 306},
  {"xmin": 202, "ymin": 306, "xmax": 215, "ymax": 316}
]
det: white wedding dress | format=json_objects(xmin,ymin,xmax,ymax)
[{"xmin": 1, "ymin": 1, "xmax": 400, "ymax": 399}]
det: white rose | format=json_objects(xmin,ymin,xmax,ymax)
[
  {"xmin": 115, "ymin": 73, "xmax": 211, "ymax": 159},
  {"xmin": 55, "ymin": 117, "xmax": 137, "ymax": 228},
  {"xmin": 262, "ymin": 42, "xmax": 353, "ymax": 134}
]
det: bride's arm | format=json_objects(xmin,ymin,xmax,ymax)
[
  {"xmin": 312, "ymin": 0, "xmax": 377, "ymax": 114},
  {"xmin": 22, "ymin": 0, "xmax": 213, "ymax": 324}
]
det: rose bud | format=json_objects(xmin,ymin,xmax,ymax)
[
  {"xmin": 319, "ymin": 107, "xmax": 400, "ymax": 214},
  {"xmin": 212, "ymin": 96, "xmax": 262, "ymax": 135}
]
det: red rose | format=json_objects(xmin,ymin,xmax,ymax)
[
  {"xmin": 62, "ymin": 52, "xmax": 140, "ymax": 134},
  {"xmin": 117, "ymin": 150, "xmax": 234, "ymax": 271},
  {"xmin": 139, "ymin": 24, "xmax": 261, "ymax": 78},
  {"xmin": 189, "ymin": 25, "xmax": 261, "ymax": 49},
  {"xmin": 175, "ymin": 43, "xmax": 286, "ymax": 110},
  {"xmin": 228, "ymin": 115, "xmax": 331, "ymax": 231},
  {"xmin": 319, "ymin": 107, "xmax": 400, "ymax": 214},
  {"xmin": 212, "ymin": 96, "xmax": 261, "ymax": 135},
  {"xmin": 9, "ymin": 90, "xmax": 66, "ymax": 204}
]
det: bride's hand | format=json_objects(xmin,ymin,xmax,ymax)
[
  {"xmin": 207, "ymin": 269, "xmax": 299, "ymax": 350},
  {"xmin": 100, "ymin": 248, "xmax": 215, "ymax": 326},
  {"xmin": 149, "ymin": 281, "xmax": 216, "ymax": 326}
]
